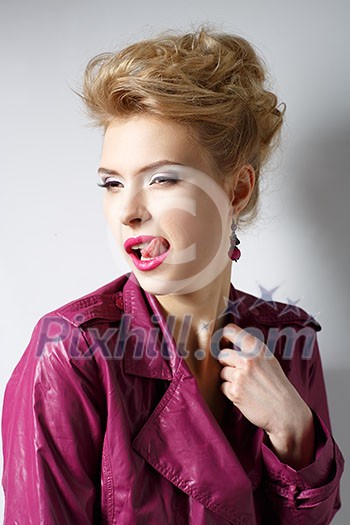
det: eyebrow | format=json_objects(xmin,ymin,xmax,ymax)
[{"xmin": 97, "ymin": 160, "xmax": 186, "ymax": 177}]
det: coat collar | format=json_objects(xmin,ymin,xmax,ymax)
[
  {"xmin": 122, "ymin": 271, "xmax": 321, "ymax": 381},
  {"xmin": 122, "ymin": 272, "xmax": 253, "ymax": 382},
  {"xmin": 122, "ymin": 273, "xmax": 175, "ymax": 380},
  {"xmin": 123, "ymin": 274, "xmax": 257, "ymax": 523}
]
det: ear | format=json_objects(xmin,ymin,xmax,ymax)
[{"xmin": 229, "ymin": 165, "xmax": 256, "ymax": 220}]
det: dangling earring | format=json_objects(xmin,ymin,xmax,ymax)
[{"xmin": 228, "ymin": 218, "xmax": 241, "ymax": 262}]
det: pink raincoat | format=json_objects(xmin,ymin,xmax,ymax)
[{"xmin": 2, "ymin": 273, "xmax": 344, "ymax": 523}]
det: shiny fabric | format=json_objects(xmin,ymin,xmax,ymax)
[{"xmin": 2, "ymin": 272, "xmax": 344, "ymax": 524}]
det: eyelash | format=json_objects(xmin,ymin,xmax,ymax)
[
  {"xmin": 97, "ymin": 180, "xmax": 122, "ymax": 190},
  {"xmin": 97, "ymin": 175, "xmax": 180, "ymax": 190},
  {"xmin": 150, "ymin": 175, "xmax": 179, "ymax": 185}
]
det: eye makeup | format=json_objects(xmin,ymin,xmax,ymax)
[{"xmin": 97, "ymin": 165, "xmax": 184, "ymax": 190}]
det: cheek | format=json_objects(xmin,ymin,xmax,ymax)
[
  {"xmin": 157, "ymin": 209, "xmax": 195, "ymax": 249},
  {"xmin": 196, "ymin": 198, "xmax": 223, "ymax": 259},
  {"xmin": 160, "ymin": 197, "xmax": 226, "ymax": 270},
  {"xmin": 104, "ymin": 198, "xmax": 122, "ymax": 242},
  {"xmin": 103, "ymin": 195, "xmax": 112, "ymax": 220}
]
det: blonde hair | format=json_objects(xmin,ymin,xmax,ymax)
[{"xmin": 81, "ymin": 27, "xmax": 285, "ymax": 227}]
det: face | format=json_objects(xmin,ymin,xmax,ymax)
[{"xmin": 99, "ymin": 115, "xmax": 234, "ymax": 295}]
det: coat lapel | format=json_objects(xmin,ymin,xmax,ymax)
[
  {"xmin": 131, "ymin": 357, "xmax": 256, "ymax": 523},
  {"xmin": 122, "ymin": 273, "xmax": 174, "ymax": 380},
  {"xmin": 122, "ymin": 275, "xmax": 256, "ymax": 524}
]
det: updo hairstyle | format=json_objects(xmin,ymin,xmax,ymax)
[{"xmin": 81, "ymin": 27, "xmax": 285, "ymax": 227}]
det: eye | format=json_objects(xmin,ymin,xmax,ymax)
[
  {"xmin": 150, "ymin": 173, "xmax": 180, "ymax": 185},
  {"xmin": 97, "ymin": 178, "xmax": 124, "ymax": 191}
]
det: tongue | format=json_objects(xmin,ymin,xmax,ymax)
[{"xmin": 141, "ymin": 238, "xmax": 169, "ymax": 258}]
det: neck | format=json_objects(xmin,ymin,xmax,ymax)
[{"xmin": 154, "ymin": 262, "xmax": 232, "ymax": 375}]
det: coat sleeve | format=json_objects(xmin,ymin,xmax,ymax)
[
  {"xmin": 260, "ymin": 332, "xmax": 345, "ymax": 524},
  {"xmin": 1, "ymin": 314, "xmax": 105, "ymax": 525}
]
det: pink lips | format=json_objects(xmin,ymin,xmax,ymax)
[{"xmin": 123, "ymin": 235, "xmax": 170, "ymax": 271}]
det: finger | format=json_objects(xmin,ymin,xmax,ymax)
[
  {"xmin": 220, "ymin": 380, "xmax": 236, "ymax": 404},
  {"xmin": 217, "ymin": 349, "xmax": 241, "ymax": 367},
  {"xmin": 218, "ymin": 348, "xmax": 259, "ymax": 369},
  {"xmin": 222, "ymin": 323, "xmax": 265, "ymax": 358},
  {"xmin": 220, "ymin": 365, "xmax": 236, "ymax": 382}
]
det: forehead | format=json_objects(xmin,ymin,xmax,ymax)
[{"xmin": 100, "ymin": 115, "xmax": 215, "ymax": 176}]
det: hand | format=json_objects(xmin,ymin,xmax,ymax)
[{"xmin": 217, "ymin": 323, "xmax": 315, "ymax": 469}]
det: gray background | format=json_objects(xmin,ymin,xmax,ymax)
[{"xmin": 1, "ymin": 0, "xmax": 349, "ymax": 522}]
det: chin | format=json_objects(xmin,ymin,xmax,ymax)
[
  {"xmin": 133, "ymin": 269, "xmax": 218, "ymax": 297},
  {"xmin": 133, "ymin": 273, "xmax": 186, "ymax": 296}
]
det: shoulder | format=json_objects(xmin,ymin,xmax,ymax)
[
  {"xmin": 10, "ymin": 273, "xmax": 131, "ymax": 373},
  {"xmin": 50, "ymin": 273, "xmax": 130, "ymax": 328},
  {"xmin": 231, "ymin": 286, "xmax": 322, "ymax": 373},
  {"xmin": 231, "ymin": 286, "xmax": 324, "ymax": 379},
  {"xmin": 232, "ymin": 285, "xmax": 322, "ymax": 332}
]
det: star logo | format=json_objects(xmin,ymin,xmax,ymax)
[
  {"xmin": 196, "ymin": 320, "xmax": 213, "ymax": 334},
  {"xmin": 278, "ymin": 296, "xmax": 303, "ymax": 317},
  {"xmin": 218, "ymin": 296, "xmax": 246, "ymax": 321},
  {"xmin": 249, "ymin": 283, "xmax": 282, "ymax": 312},
  {"xmin": 302, "ymin": 310, "xmax": 321, "ymax": 327}
]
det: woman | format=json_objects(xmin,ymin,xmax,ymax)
[{"xmin": 2, "ymin": 27, "xmax": 344, "ymax": 524}]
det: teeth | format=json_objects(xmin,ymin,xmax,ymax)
[
  {"xmin": 130, "ymin": 241, "xmax": 154, "ymax": 261},
  {"xmin": 129, "ymin": 238, "xmax": 170, "ymax": 260},
  {"xmin": 131, "ymin": 242, "xmax": 150, "ymax": 251}
]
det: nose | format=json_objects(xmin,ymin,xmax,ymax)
[{"xmin": 118, "ymin": 188, "xmax": 151, "ymax": 227}]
